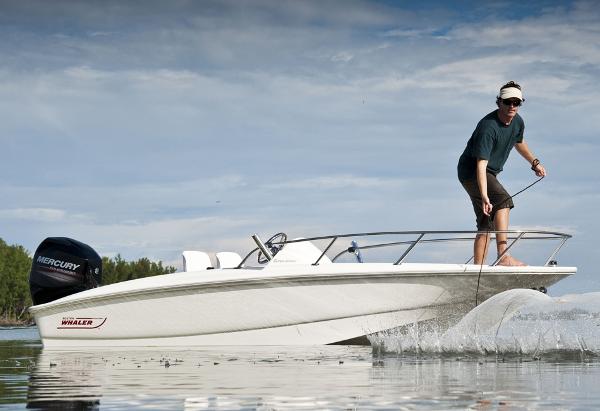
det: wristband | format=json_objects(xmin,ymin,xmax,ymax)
[{"xmin": 531, "ymin": 158, "xmax": 540, "ymax": 170}]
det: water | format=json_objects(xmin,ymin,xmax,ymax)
[
  {"xmin": 372, "ymin": 290, "xmax": 600, "ymax": 356},
  {"xmin": 2, "ymin": 291, "xmax": 600, "ymax": 410}
]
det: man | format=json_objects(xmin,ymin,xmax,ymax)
[{"xmin": 457, "ymin": 81, "xmax": 546, "ymax": 266}]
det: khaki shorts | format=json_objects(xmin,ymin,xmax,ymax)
[{"xmin": 461, "ymin": 173, "xmax": 514, "ymax": 231}]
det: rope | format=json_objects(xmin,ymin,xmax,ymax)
[{"xmin": 474, "ymin": 176, "xmax": 544, "ymax": 306}]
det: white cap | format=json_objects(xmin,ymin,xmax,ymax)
[{"xmin": 498, "ymin": 87, "xmax": 523, "ymax": 101}]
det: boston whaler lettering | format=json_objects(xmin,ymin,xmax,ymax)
[
  {"xmin": 29, "ymin": 231, "xmax": 575, "ymax": 348},
  {"xmin": 58, "ymin": 317, "xmax": 107, "ymax": 329}
]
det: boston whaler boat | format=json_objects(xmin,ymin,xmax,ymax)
[{"xmin": 29, "ymin": 230, "xmax": 575, "ymax": 348}]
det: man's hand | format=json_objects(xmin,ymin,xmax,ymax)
[
  {"xmin": 515, "ymin": 142, "xmax": 547, "ymax": 177},
  {"xmin": 482, "ymin": 196, "xmax": 493, "ymax": 216},
  {"xmin": 533, "ymin": 163, "xmax": 546, "ymax": 177}
]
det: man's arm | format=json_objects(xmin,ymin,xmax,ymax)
[
  {"xmin": 515, "ymin": 141, "xmax": 547, "ymax": 177},
  {"xmin": 477, "ymin": 159, "xmax": 493, "ymax": 216}
]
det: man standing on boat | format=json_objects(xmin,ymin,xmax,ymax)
[{"xmin": 458, "ymin": 81, "xmax": 546, "ymax": 266}]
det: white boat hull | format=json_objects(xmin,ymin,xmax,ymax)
[{"xmin": 30, "ymin": 263, "xmax": 575, "ymax": 348}]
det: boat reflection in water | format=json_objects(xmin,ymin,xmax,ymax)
[
  {"xmin": 26, "ymin": 345, "xmax": 375, "ymax": 410},
  {"xmin": 26, "ymin": 342, "xmax": 600, "ymax": 410},
  {"xmin": 27, "ymin": 350, "xmax": 101, "ymax": 410}
]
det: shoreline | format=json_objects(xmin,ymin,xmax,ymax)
[{"xmin": 0, "ymin": 319, "xmax": 34, "ymax": 327}]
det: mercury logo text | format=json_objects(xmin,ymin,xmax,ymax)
[{"xmin": 36, "ymin": 256, "xmax": 81, "ymax": 271}]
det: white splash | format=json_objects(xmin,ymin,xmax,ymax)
[{"xmin": 371, "ymin": 289, "xmax": 600, "ymax": 356}]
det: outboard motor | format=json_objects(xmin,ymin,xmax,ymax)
[{"xmin": 29, "ymin": 237, "xmax": 102, "ymax": 306}]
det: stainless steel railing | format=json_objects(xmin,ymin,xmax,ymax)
[{"xmin": 238, "ymin": 230, "xmax": 572, "ymax": 268}]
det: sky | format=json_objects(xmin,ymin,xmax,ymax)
[{"xmin": 1, "ymin": 0, "xmax": 599, "ymax": 294}]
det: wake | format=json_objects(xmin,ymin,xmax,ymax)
[{"xmin": 371, "ymin": 289, "xmax": 600, "ymax": 357}]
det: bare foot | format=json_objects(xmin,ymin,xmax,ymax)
[{"xmin": 497, "ymin": 254, "xmax": 527, "ymax": 266}]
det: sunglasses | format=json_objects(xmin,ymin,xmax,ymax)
[{"xmin": 502, "ymin": 99, "xmax": 522, "ymax": 107}]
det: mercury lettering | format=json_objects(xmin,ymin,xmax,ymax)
[{"xmin": 37, "ymin": 256, "xmax": 81, "ymax": 271}]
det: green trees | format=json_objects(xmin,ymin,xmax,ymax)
[
  {"xmin": 0, "ymin": 238, "xmax": 177, "ymax": 324},
  {"xmin": 101, "ymin": 255, "xmax": 177, "ymax": 285},
  {"xmin": 0, "ymin": 239, "xmax": 32, "ymax": 323}
]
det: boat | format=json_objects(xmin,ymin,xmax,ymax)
[{"xmin": 28, "ymin": 230, "xmax": 576, "ymax": 348}]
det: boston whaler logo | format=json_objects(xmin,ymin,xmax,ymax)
[{"xmin": 57, "ymin": 317, "xmax": 107, "ymax": 329}]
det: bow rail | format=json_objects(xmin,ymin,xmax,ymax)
[{"xmin": 238, "ymin": 230, "xmax": 571, "ymax": 268}]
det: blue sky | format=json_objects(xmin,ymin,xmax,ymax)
[{"xmin": 1, "ymin": 0, "xmax": 598, "ymax": 294}]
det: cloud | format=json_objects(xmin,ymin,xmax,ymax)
[
  {"xmin": 383, "ymin": 28, "xmax": 441, "ymax": 39},
  {"xmin": 264, "ymin": 175, "xmax": 404, "ymax": 190},
  {"xmin": 0, "ymin": 208, "xmax": 67, "ymax": 222},
  {"xmin": 0, "ymin": 1, "xmax": 598, "ymax": 293},
  {"xmin": 331, "ymin": 52, "xmax": 354, "ymax": 63}
]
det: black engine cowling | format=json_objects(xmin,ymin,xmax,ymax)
[{"xmin": 29, "ymin": 237, "xmax": 102, "ymax": 306}]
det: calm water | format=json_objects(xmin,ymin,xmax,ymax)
[{"xmin": 3, "ymin": 291, "xmax": 600, "ymax": 410}]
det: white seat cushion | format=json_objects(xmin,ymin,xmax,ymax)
[
  {"xmin": 216, "ymin": 252, "xmax": 242, "ymax": 269},
  {"xmin": 182, "ymin": 251, "xmax": 212, "ymax": 272}
]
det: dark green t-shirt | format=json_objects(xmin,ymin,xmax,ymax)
[{"xmin": 457, "ymin": 110, "xmax": 524, "ymax": 182}]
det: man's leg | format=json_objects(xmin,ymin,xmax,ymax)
[
  {"xmin": 474, "ymin": 232, "xmax": 490, "ymax": 265},
  {"xmin": 494, "ymin": 207, "xmax": 509, "ymax": 256},
  {"xmin": 494, "ymin": 208, "xmax": 526, "ymax": 266},
  {"xmin": 461, "ymin": 177, "xmax": 493, "ymax": 265}
]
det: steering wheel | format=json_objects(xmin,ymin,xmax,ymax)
[{"xmin": 257, "ymin": 232, "xmax": 288, "ymax": 264}]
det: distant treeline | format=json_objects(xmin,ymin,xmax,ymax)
[
  {"xmin": 100, "ymin": 254, "xmax": 177, "ymax": 284},
  {"xmin": 0, "ymin": 238, "xmax": 177, "ymax": 325}
]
